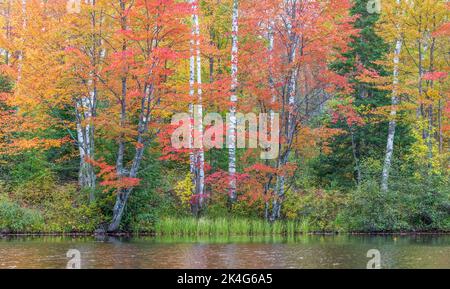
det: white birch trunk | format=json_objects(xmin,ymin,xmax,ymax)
[
  {"xmin": 189, "ymin": 9, "xmax": 196, "ymax": 185},
  {"xmin": 268, "ymin": 20, "xmax": 276, "ymax": 125},
  {"xmin": 194, "ymin": 6, "xmax": 205, "ymax": 208},
  {"xmin": 75, "ymin": 1, "xmax": 103, "ymax": 202},
  {"xmin": 381, "ymin": 0, "xmax": 403, "ymax": 193},
  {"xmin": 187, "ymin": 0, "xmax": 205, "ymax": 214},
  {"xmin": 228, "ymin": 0, "xmax": 239, "ymax": 203},
  {"xmin": 76, "ymin": 83, "xmax": 96, "ymax": 201},
  {"xmin": 266, "ymin": 20, "xmax": 276, "ymax": 219}
]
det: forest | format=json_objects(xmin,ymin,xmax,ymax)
[{"xmin": 0, "ymin": 0, "xmax": 448, "ymax": 235}]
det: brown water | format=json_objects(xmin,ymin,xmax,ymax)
[{"xmin": 0, "ymin": 235, "xmax": 449, "ymax": 269}]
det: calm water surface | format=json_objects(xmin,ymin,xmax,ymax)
[{"xmin": 0, "ymin": 235, "xmax": 449, "ymax": 269}]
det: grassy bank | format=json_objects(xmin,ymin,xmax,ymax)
[{"xmin": 154, "ymin": 217, "xmax": 312, "ymax": 236}]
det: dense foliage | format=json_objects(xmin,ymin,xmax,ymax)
[{"xmin": 0, "ymin": 0, "xmax": 448, "ymax": 234}]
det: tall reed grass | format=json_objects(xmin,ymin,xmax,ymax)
[{"xmin": 154, "ymin": 217, "xmax": 311, "ymax": 236}]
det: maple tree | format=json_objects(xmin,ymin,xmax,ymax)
[{"xmin": 230, "ymin": 0, "xmax": 359, "ymax": 219}]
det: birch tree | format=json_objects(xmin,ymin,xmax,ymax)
[
  {"xmin": 380, "ymin": 1, "xmax": 403, "ymax": 192},
  {"xmin": 379, "ymin": 0, "xmax": 449, "ymax": 190},
  {"xmin": 189, "ymin": 0, "xmax": 205, "ymax": 215},
  {"xmin": 73, "ymin": 0, "xmax": 106, "ymax": 201},
  {"xmin": 271, "ymin": 0, "xmax": 300, "ymax": 220},
  {"xmin": 265, "ymin": 0, "xmax": 355, "ymax": 220},
  {"xmin": 228, "ymin": 0, "xmax": 239, "ymax": 203}
]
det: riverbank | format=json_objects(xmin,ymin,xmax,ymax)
[
  {"xmin": 2, "ymin": 231, "xmax": 449, "ymax": 237},
  {"xmin": 1, "ymin": 217, "xmax": 449, "ymax": 237}
]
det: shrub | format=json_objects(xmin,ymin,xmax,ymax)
[
  {"xmin": 282, "ymin": 189, "xmax": 346, "ymax": 232},
  {"xmin": 41, "ymin": 185, "xmax": 103, "ymax": 233},
  {"xmin": 340, "ymin": 169, "xmax": 450, "ymax": 232},
  {"xmin": 0, "ymin": 196, "xmax": 45, "ymax": 233},
  {"xmin": 340, "ymin": 181, "xmax": 411, "ymax": 232}
]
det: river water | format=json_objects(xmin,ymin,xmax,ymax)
[{"xmin": 0, "ymin": 235, "xmax": 449, "ymax": 269}]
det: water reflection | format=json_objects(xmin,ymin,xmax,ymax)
[{"xmin": 0, "ymin": 235, "xmax": 449, "ymax": 269}]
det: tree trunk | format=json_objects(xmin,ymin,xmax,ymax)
[
  {"xmin": 272, "ymin": 174, "xmax": 285, "ymax": 220},
  {"xmin": 76, "ymin": 96, "xmax": 96, "ymax": 202},
  {"xmin": 272, "ymin": 6, "xmax": 299, "ymax": 220},
  {"xmin": 438, "ymin": 98, "xmax": 443, "ymax": 154},
  {"xmin": 264, "ymin": 20, "xmax": 276, "ymax": 218},
  {"xmin": 426, "ymin": 36, "xmax": 436, "ymax": 168},
  {"xmin": 108, "ymin": 0, "xmax": 160, "ymax": 231},
  {"xmin": 194, "ymin": 4, "xmax": 205, "ymax": 209},
  {"xmin": 188, "ymin": 1, "xmax": 205, "ymax": 215},
  {"xmin": 75, "ymin": 1, "xmax": 104, "ymax": 202},
  {"xmin": 188, "ymin": 1, "xmax": 197, "ymax": 211},
  {"xmin": 350, "ymin": 126, "xmax": 362, "ymax": 186},
  {"xmin": 228, "ymin": 0, "xmax": 239, "ymax": 203},
  {"xmin": 108, "ymin": 189, "xmax": 130, "ymax": 232},
  {"xmin": 109, "ymin": 0, "xmax": 129, "ymax": 231},
  {"xmin": 381, "ymin": 32, "xmax": 402, "ymax": 193}
]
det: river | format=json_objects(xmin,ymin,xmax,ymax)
[{"xmin": 0, "ymin": 235, "xmax": 449, "ymax": 269}]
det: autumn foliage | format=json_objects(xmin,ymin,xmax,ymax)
[{"xmin": 0, "ymin": 0, "xmax": 448, "ymax": 232}]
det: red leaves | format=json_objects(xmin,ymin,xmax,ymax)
[
  {"xmin": 86, "ymin": 158, "xmax": 140, "ymax": 191},
  {"xmin": 244, "ymin": 163, "xmax": 278, "ymax": 175},
  {"xmin": 423, "ymin": 71, "xmax": 448, "ymax": 81},
  {"xmin": 206, "ymin": 170, "xmax": 250, "ymax": 198},
  {"xmin": 159, "ymin": 122, "xmax": 190, "ymax": 162},
  {"xmin": 331, "ymin": 99, "xmax": 364, "ymax": 127}
]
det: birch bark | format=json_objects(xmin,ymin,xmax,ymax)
[
  {"xmin": 228, "ymin": 0, "xmax": 239, "ymax": 203},
  {"xmin": 76, "ymin": 0, "xmax": 104, "ymax": 202},
  {"xmin": 381, "ymin": 0, "xmax": 403, "ymax": 193},
  {"xmin": 272, "ymin": 3, "xmax": 299, "ymax": 220},
  {"xmin": 194, "ymin": 4, "xmax": 205, "ymax": 210}
]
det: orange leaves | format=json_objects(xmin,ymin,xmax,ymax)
[
  {"xmin": 432, "ymin": 22, "xmax": 450, "ymax": 37},
  {"xmin": 356, "ymin": 68, "xmax": 381, "ymax": 84},
  {"xmin": 0, "ymin": 92, "xmax": 10, "ymax": 103},
  {"xmin": 64, "ymin": 47, "xmax": 92, "ymax": 69},
  {"xmin": 295, "ymin": 126, "xmax": 344, "ymax": 157},
  {"xmin": 0, "ymin": 137, "xmax": 66, "ymax": 156},
  {"xmin": 443, "ymin": 99, "xmax": 450, "ymax": 137}
]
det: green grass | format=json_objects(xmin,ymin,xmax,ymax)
[{"xmin": 155, "ymin": 217, "xmax": 311, "ymax": 236}]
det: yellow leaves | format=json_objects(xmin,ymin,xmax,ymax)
[
  {"xmin": 373, "ymin": 1, "xmax": 449, "ymax": 164},
  {"xmin": 370, "ymin": 105, "xmax": 400, "ymax": 120},
  {"xmin": 154, "ymin": 105, "xmax": 176, "ymax": 119},
  {"xmin": 174, "ymin": 173, "xmax": 194, "ymax": 208},
  {"xmin": 406, "ymin": 125, "xmax": 446, "ymax": 176},
  {"xmin": 425, "ymin": 88, "xmax": 442, "ymax": 101}
]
